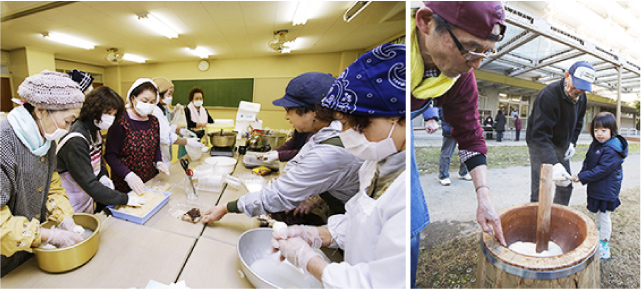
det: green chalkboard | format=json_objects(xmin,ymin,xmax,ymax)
[{"xmin": 172, "ymin": 78, "xmax": 254, "ymax": 107}]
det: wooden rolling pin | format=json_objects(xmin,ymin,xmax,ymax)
[{"xmin": 536, "ymin": 163, "xmax": 554, "ymax": 253}]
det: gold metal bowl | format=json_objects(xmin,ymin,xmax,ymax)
[{"xmin": 32, "ymin": 213, "xmax": 102, "ymax": 273}]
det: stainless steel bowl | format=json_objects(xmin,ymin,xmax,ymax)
[
  {"xmin": 237, "ymin": 228, "xmax": 328, "ymax": 288},
  {"xmin": 261, "ymin": 131, "xmax": 288, "ymax": 149},
  {"xmin": 32, "ymin": 213, "xmax": 102, "ymax": 273}
]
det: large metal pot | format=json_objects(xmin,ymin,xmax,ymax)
[
  {"xmin": 261, "ymin": 131, "xmax": 288, "ymax": 149},
  {"xmin": 237, "ymin": 228, "xmax": 327, "ymax": 288},
  {"xmin": 208, "ymin": 131, "xmax": 237, "ymax": 147},
  {"xmin": 32, "ymin": 213, "xmax": 102, "ymax": 273}
]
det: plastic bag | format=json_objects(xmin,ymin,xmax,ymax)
[{"xmin": 171, "ymin": 106, "xmax": 187, "ymax": 129}]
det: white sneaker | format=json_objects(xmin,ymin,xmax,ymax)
[
  {"xmin": 459, "ymin": 173, "xmax": 473, "ymax": 181},
  {"xmin": 439, "ymin": 178, "xmax": 451, "ymax": 186}
]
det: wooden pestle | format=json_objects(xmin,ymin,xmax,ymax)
[{"xmin": 536, "ymin": 163, "xmax": 554, "ymax": 253}]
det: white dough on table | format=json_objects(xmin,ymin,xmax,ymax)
[{"xmin": 114, "ymin": 190, "xmax": 166, "ymax": 216}]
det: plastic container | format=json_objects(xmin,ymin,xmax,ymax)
[
  {"xmin": 185, "ymin": 144, "xmax": 204, "ymax": 161},
  {"xmin": 196, "ymin": 173, "xmax": 226, "ymax": 193},
  {"xmin": 238, "ymin": 173, "xmax": 267, "ymax": 193},
  {"xmin": 193, "ymin": 164, "xmax": 214, "ymax": 180},
  {"xmin": 107, "ymin": 189, "xmax": 171, "ymax": 224},
  {"xmin": 205, "ymin": 156, "xmax": 237, "ymax": 175}
]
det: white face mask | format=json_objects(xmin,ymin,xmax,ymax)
[
  {"xmin": 339, "ymin": 121, "xmax": 398, "ymax": 162},
  {"xmin": 94, "ymin": 114, "xmax": 116, "ymax": 130},
  {"xmin": 40, "ymin": 111, "xmax": 69, "ymax": 141},
  {"xmin": 134, "ymin": 99, "xmax": 155, "ymax": 116},
  {"xmin": 193, "ymin": 100, "xmax": 203, "ymax": 107},
  {"xmin": 163, "ymin": 97, "xmax": 173, "ymax": 105}
]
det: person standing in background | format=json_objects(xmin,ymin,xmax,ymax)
[
  {"xmin": 178, "ymin": 87, "xmax": 215, "ymax": 159},
  {"xmin": 494, "ymin": 109, "xmax": 506, "ymax": 142},
  {"xmin": 514, "ymin": 114, "xmax": 522, "ymax": 141},
  {"xmin": 151, "ymin": 77, "xmax": 204, "ymax": 164},
  {"xmin": 435, "ymin": 107, "xmax": 472, "ymax": 186},
  {"xmin": 184, "ymin": 87, "xmax": 214, "ymax": 139}
]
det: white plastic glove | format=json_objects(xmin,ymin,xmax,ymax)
[
  {"xmin": 156, "ymin": 162, "xmax": 170, "ymax": 176},
  {"xmin": 271, "ymin": 225, "xmax": 322, "ymax": 249},
  {"xmin": 169, "ymin": 124, "xmax": 178, "ymax": 135},
  {"xmin": 59, "ymin": 217, "xmax": 77, "ymax": 232},
  {"xmin": 260, "ymin": 151, "xmax": 279, "ymax": 163},
  {"xmin": 278, "ymin": 237, "xmax": 321, "ymax": 273},
  {"xmin": 552, "ymin": 163, "xmax": 572, "ymax": 187},
  {"xmin": 186, "ymin": 138, "xmax": 205, "ymax": 149},
  {"xmin": 564, "ymin": 145, "xmax": 576, "ymax": 160},
  {"xmin": 179, "ymin": 128, "xmax": 197, "ymax": 138},
  {"xmin": 424, "ymin": 119, "xmax": 439, "ymax": 134},
  {"xmin": 124, "ymin": 172, "xmax": 145, "ymax": 195},
  {"xmin": 99, "ymin": 175, "xmax": 115, "ymax": 190},
  {"xmin": 41, "ymin": 227, "xmax": 83, "ymax": 248},
  {"xmin": 127, "ymin": 192, "xmax": 147, "ymax": 207}
]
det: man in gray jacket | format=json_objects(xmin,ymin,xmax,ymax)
[{"xmin": 202, "ymin": 72, "xmax": 363, "ymax": 223}]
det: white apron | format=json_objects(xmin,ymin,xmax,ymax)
[
  {"xmin": 57, "ymin": 132, "xmax": 102, "ymax": 213},
  {"xmin": 322, "ymin": 167, "xmax": 406, "ymax": 288}
]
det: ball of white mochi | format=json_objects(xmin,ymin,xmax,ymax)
[
  {"xmin": 73, "ymin": 225, "xmax": 85, "ymax": 236},
  {"xmin": 272, "ymin": 221, "xmax": 287, "ymax": 234}
]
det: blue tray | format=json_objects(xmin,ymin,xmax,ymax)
[{"xmin": 107, "ymin": 189, "xmax": 171, "ymax": 224}]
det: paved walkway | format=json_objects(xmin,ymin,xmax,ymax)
[
  {"xmin": 414, "ymin": 128, "xmax": 598, "ymax": 147},
  {"xmin": 419, "ymin": 148, "xmax": 640, "ymax": 224}
]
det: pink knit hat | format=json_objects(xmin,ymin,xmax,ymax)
[{"xmin": 17, "ymin": 70, "xmax": 85, "ymax": 110}]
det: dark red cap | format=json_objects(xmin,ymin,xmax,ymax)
[{"xmin": 424, "ymin": 1, "xmax": 506, "ymax": 41}]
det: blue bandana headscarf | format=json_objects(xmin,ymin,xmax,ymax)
[{"xmin": 321, "ymin": 43, "xmax": 406, "ymax": 117}]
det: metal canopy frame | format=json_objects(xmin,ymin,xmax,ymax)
[{"xmin": 477, "ymin": 2, "xmax": 640, "ymax": 123}]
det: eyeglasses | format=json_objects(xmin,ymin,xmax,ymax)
[{"xmin": 432, "ymin": 14, "xmax": 496, "ymax": 61}]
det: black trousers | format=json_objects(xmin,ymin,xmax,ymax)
[{"xmin": 528, "ymin": 146, "xmax": 573, "ymax": 205}]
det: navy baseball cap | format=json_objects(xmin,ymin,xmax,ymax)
[
  {"xmin": 321, "ymin": 43, "xmax": 406, "ymax": 117},
  {"xmin": 568, "ymin": 61, "xmax": 596, "ymax": 93},
  {"xmin": 273, "ymin": 72, "xmax": 336, "ymax": 109}
]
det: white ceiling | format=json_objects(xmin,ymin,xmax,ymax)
[{"xmin": 1, "ymin": 1, "xmax": 406, "ymax": 66}]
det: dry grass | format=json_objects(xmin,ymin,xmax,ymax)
[
  {"xmin": 416, "ymin": 186, "xmax": 640, "ymax": 288},
  {"xmin": 415, "ymin": 143, "xmax": 640, "ymax": 174}
]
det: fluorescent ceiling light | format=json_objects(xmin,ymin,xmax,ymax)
[
  {"xmin": 344, "ymin": 1, "xmax": 372, "ymax": 23},
  {"xmin": 122, "ymin": 53, "xmax": 147, "ymax": 63},
  {"xmin": 499, "ymin": 93, "xmax": 508, "ymax": 97},
  {"xmin": 137, "ymin": 12, "xmax": 179, "ymax": 39},
  {"xmin": 281, "ymin": 40, "xmax": 296, "ymax": 54},
  {"xmin": 42, "ymin": 32, "xmax": 95, "ymax": 50},
  {"xmin": 188, "ymin": 46, "xmax": 211, "ymax": 59},
  {"xmin": 292, "ymin": 1, "xmax": 311, "ymax": 26}
]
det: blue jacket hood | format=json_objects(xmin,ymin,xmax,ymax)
[{"xmin": 604, "ymin": 135, "xmax": 628, "ymax": 159}]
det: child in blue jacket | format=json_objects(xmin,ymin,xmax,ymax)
[{"xmin": 572, "ymin": 112, "xmax": 628, "ymax": 259}]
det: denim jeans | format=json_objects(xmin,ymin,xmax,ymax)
[
  {"xmin": 438, "ymin": 136, "xmax": 468, "ymax": 180},
  {"xmin": 411, "ymin": 233, "xmax": 420, "ymax": 288}
]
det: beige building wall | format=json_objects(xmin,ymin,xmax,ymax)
[
  {"xmin": 104, "ymin": 50, "xmax": 363, "ymax": 130},
  {"xmin": 3, "ymin": 47, "xmax": 363, "ymax": 130}
]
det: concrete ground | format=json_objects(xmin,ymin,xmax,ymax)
[{"xmin": 414, "ymin": 129, "xmax": 641, "ymax": 224}]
